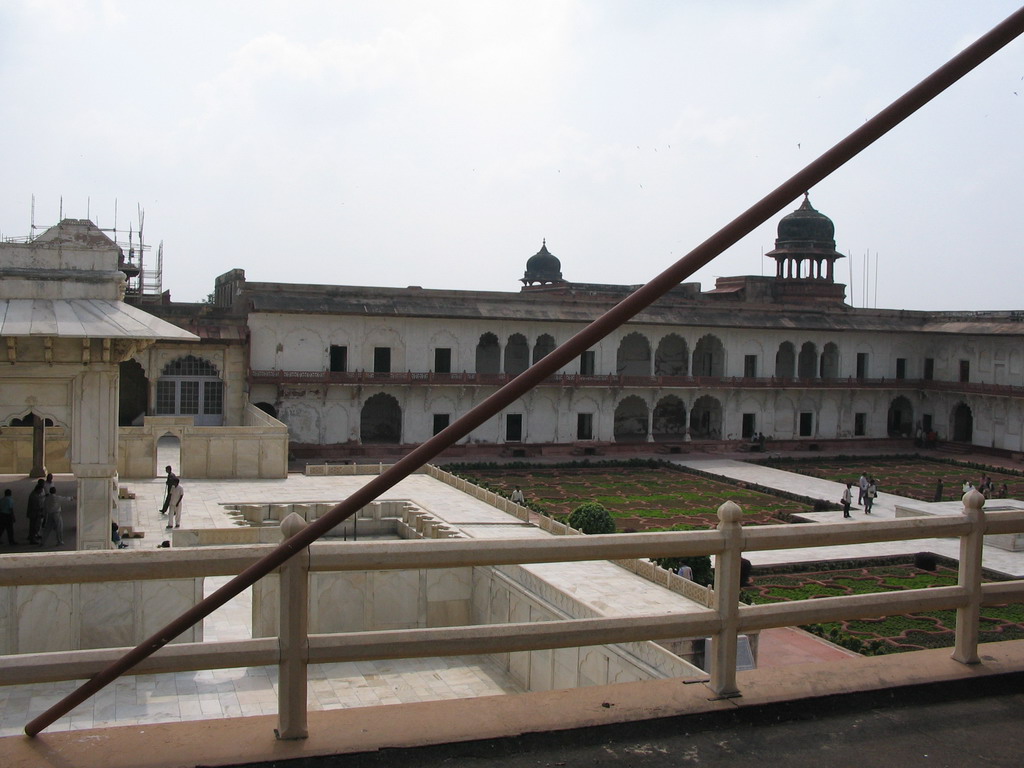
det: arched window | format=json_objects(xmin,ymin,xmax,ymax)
[{"xmin": 156, "ymin": 355, "xmax": 224, "ymax": 426}]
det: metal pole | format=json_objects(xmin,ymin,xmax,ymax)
[{"xmin": 26, "ymin": 6, "xmax": 1024, "ymax": 737}]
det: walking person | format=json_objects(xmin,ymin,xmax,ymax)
[
  {"xmin": 0, "ymin": 488, "xmax": 17, "ymax": 545},
  {"xmin": 26, "ymin": 478, "xmax": 45, "ymax": 544},
  {"xmin": 165, "ymin": 477, "xmax": 184, "ymax": 529},
  {"xmin": 159, "ymin": 465, "xmax": 177, "ymax": 515},
  {"xmin": 39, "ymin": 486, "xmax": 73, "ymax": 547},
  {"xmin": 857, "ymin": 473, "xmax": 868, "ymax": 506},
  {"xmin": 841, "ymin": 483, "xmax": 852, "ymax": 518}
]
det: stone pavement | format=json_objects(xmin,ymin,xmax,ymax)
[{"xmin": 671, "ymin": 457, "xmax": 1024, "ymax": 577}]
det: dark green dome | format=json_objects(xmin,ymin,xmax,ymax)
[
  {"xmin": 522, "ymin": 240, "xmax": 563, "ymax": 285},
  {"xmin": 777, "ymin": 195, "xmax": 835, "ymax": 247}
]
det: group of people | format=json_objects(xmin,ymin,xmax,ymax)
[
  {"xmin": 0, "ymin": 466, "xmax": 185, "ymax": 549},
  {"xmin": 0, "ymin": 473, "xmax": 74, "ymax": 547},
  {"xmin": 963, "ymin": 475, "xmax": 1008, "ymax": 499},
  {"xmin": 840, "ymin": 472, "xmax": 879, "ymax": 517}
]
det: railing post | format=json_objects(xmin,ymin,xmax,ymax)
[
  {"xmin": 276, "ymin": 512, "xmax": 310, "ymax": 740},
  {"xmin": 710, "ymin": 500, "xmax": 743, "ymax": 697},
  {"xmin": 953, "ymin": 489, "xmax": 985, "ymax": 664}
]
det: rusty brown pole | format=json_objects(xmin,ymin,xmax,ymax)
[{"xmin": 26, "ymin": 6, "xmax": 1024, "ymax": 737}]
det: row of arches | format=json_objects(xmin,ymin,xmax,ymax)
[
  {"xmin": 328, "ymin": 392, "xmax": 974, "ymax": 445},
  {"xmin": 473, "ymin": 332, "xmax": 854, "ymax": 379}
]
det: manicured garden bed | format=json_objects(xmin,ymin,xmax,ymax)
[
  {"xmin": 445, "ymin": 461, "xmax": 814, "ymax": 531},
  {"xmin": 757, "ymin": 455, "xmax": 1021, "ymax": 502},
  {"xmin": 744, "ymin": 559, "xmax": 1024, "ymax": 655}
]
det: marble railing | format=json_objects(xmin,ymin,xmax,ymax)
[{"xmin": 7, "ymin": 492, "xmax": 1024, "ymax": 741}]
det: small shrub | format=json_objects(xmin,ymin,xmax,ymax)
[
  {"xmin": 914, "ymin": 552, "xmax": 938, "ymax": 571},
  {"xmin": 566, "ymin": 502, "xmax": 616, "ymax": 534}
]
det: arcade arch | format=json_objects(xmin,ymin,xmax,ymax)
[
  {"xmin": 617, "ymin": 332, "xmax": 651, "ymax": 376},
  {"xmin": 692, "ymin": 335, "xmax": 724, "ymax": 377},
  {"xmin": 613, "ymin": 396, "xmax": 649, "ymax": 442},
  {"xmin": 655, "ymin": 334, "xmax": 688, "ymax": 376}
]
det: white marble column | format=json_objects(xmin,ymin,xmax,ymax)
[{"xmin": 71, "ymin": 367, "xmax": 120, "ymax": 550}]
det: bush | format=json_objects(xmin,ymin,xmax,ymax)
[{"xmin": 567, "ymin": 502, "xmax": 616, "ymax": 534}]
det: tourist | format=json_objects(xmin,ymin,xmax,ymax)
[
  {"xmin": 26, "ymin": 478, "xmax": 45, "ymax": 544},
  {"xmin": 857, "ymin": 473, "xmax": 869, "ymax": 506},
  {"xmin": 43, "ymin": 472, "xmax": 54, "ymax": 495},
  {"xmin": 962, "ymin": 479, "xmax": 973, "ymax": 494},
  {"xmin": 39, "ymin": 486, "xmax": 73, "ymax": 547},
  {"xmin": 165, "ymin": 477, "xmax": 184, "ymax": 529},
  {"xmin": 933, "ymin": 478, "xmax": 944, "ymax": 502},
  {"xmin": 0, "ymin": 488, "xmax": 16, "ymax": 544},
  {"xmin": 677, "ymin": 563, "xmax": 694, "ymax": 580},
  {"xmin": 159, "ymin": 465, "xmax": 177, "ymax": 515},
  {"xmin": 841, "ymin": 483, "xmax": 852, "ymax": 518},
  {"xmin": 998, "ymin": 483, "xmax": 1009, "ymax": 499},
  {"xmin": 510, "ymin": 486, "xmax": 525, "ymax": 504},
  {"xmin": 111, "ymin": 521, "xmax": 128, "ymax": 549},
  {"xmin": 864, "ymin": 478, "xmax": 877, "ymax": 514}
]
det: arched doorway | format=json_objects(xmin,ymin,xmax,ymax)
[
  {"xmin": 156, "ymin": 355, "xmax": 224, "ymax": 426},
  {"xmin": 775, "ymin": 342, "xmax": 796, "ymax": 378},
  {"xmin": 361, "ymin": 393, "xmax": 402, "ymax": 444},
  {"xmin": 475, "ymin": 333, "xmax": 500, "ymax": 374},
  {"xmin": 655, "ymin": 334, "xmax": 688, "ymax": 376},
  {"xmin": 689, "ymin": 396, "xmax": 723, "ymax": 439},
  {"xmin": 652, "ymin": 395, "xmax": 687, "ymax": 441},
  {"xmin": 613, "ymin": 396, "xmax": 649, "ymax": 442},
  {"xmin": 156, "ymin": 432, "xmax": 182, "ymax": 477},
  {"xmin": 887, "ymin": 396, "xmax": 913, "ymax": 437},
  {"xmin": 951, "ymin": 402, "xmax": 973, "ymax": 443},
  {"xmin": 617, "ymin": 332, "xmax": 651, "ymax": 376},
  {"xmin": 504, "ymin": 334, "xmax": 530, "ymax": 377}
]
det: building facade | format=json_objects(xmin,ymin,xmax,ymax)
[{"xmin": 135, "ymin": 197, "xmax": 1024, "ymax": 458}]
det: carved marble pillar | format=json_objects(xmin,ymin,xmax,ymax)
[{"xmin": 71, "ymin": 367, "xmax": 120, "ymax": 550}]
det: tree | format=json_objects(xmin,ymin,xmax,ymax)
[{"xmin": 567, "ymin": 502, "xmax": 616, "ymax": 534}]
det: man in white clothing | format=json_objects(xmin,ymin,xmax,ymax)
[{"xmin": 165, "ymin": 478, "xmax": 184, "ymax": 529}]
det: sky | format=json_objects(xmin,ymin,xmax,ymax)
[{"xmin": 1, "ymin": 1, "xmax": 1021, "ymax": 310}]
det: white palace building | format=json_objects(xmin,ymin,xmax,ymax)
[
  {"xmin": 133, "ymin": 195, "xmax": 1024, "ymax": 461},
  {"xmin": 7, "ymin": 195, "xmax": 1024, "ymax": 483}
]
